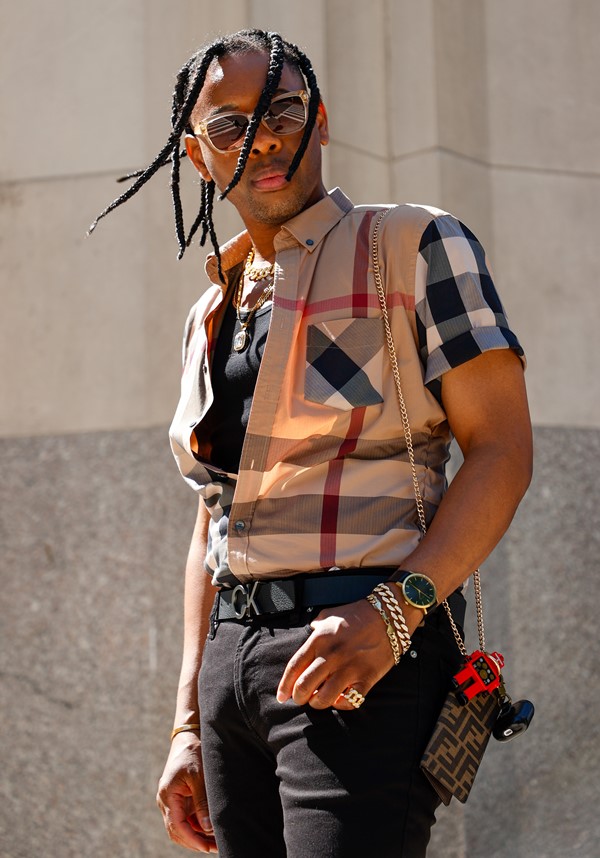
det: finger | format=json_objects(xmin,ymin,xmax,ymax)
[
  {"xmin": 158, "ymin": 789, "xmax": 217, "ymax": 853},
  {"xmin": 310, "ymin": 671, "xmax": 371, "ymax": 709},
  {"xmin": 288, "ymin": 655, "xmax": 332, "ymax": 706},
  {"xmin": 276, "ymin": 635, "xmax": 316, "ymax": 702},
  {"xmin": 166, "ymin": 812, "xmax": 217, "ymax": 853},
  {"xmin": 190, "ymin": 776, "xmax": 214, "ymax": 836},
  {"xmin": 187, "ymin": 813, "xmax": 218, "ymax": 851},
  {"xmin": 332, "ymin": 684, "xmax": 369, "ymax": 712},
  {"xmin": 309, "ymin": 673, "xmax": 354, "ymax": 709},
  {"xmin": 162, "ymin": 806, "xmax": 214, "ymax": 852}
]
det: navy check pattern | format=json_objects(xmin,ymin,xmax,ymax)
[
  {"xmin": 416, "ymin": 216, "xmax": 523, "ymax": 401},
  {"xmin": 305, "ymin": 318, "xmax": 384, "ymax": 410}
]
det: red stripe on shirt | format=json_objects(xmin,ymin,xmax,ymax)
[
  {"xmin": 274, "ymin": 294, "xmax": 306, "ymax": 312},
  {"xmin": 319, "ymin": 407, "xmax": 367, "ymax": 566},
  {"xmin": 303, "ymin": 290, "xmax": 414, "ymax": 318},
  {"xmin": 304, "ymin": 293, "xmax": 379, "ymax": 316}
]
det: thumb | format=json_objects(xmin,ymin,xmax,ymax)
[{"xmin": 191, "ymin": 788, "xmax": 213, "ymax": 834}]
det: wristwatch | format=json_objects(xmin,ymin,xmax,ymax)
[{"xmin": 391, "ymin": 569, "xmax": 438, "ymax": 615}]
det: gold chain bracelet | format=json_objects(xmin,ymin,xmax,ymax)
[{"xmin": 366, "ymin": 593, "xmax": 402, "ymax": 664}]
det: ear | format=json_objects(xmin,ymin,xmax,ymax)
[
  {"xmin": 185, "ymin": 134, "xmax": 213, "ymax": 182},
  {"xmin": 316, "ymin": 101, "xmax": 330, "ymax": 146}
]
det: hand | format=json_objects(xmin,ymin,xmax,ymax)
[
  {"xmin": 156, "ymin": 732, "xmax": 218, "ymax": 853},
  {"xmin": 276, "ymin": 599, "xmax": 398, "ymax": 710}
]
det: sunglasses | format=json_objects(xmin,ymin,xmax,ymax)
[{"xmin": 194, "ymin": 90, "xmax": 309, "ymax": 153}]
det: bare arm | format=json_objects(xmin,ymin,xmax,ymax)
[
  {"xmin": 174, "ymin": 499, "xmax": 215, "ymax": 728},
  {"xmin": 395, "ymin": 348, "xmax": 533, "ymax": 616},
  {"xmin": 156, "ymin": 498, "xmax": 218, "ymax": 853},
  {"xmin": 277, "ymin": 349, "xmax": 532, "ymax": 709}
]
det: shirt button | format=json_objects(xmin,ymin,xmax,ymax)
[
  {"xmin": 306, "ymin": 238, "xmax": 314, "ymax": 246},
  {"xmin": 234, "ymin": 520, "xmax": 246, "ymax": 531}
]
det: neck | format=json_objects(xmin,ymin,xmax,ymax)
[
  {"xmin": 241, "ymin": 181, "xmax": 328, "ymax": 262},
  {"xmin": 250, "ymin": 245, "xmax": 276, "ymax": 268},
  {"xmin": 244, "ymin": 224, "xmax": 279, "ymax": 264}
]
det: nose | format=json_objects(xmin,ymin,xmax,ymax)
[{"xmin": 250, "ymin": 120, "xmax": 283, "ymax": 156}]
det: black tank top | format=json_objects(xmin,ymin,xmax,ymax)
[{"xmin": 197, "ymin": 295, "xmax": 271, "ymax": 475}]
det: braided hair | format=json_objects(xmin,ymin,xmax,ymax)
[{"xmin": 88, "ymin": 30, "xmax": 322, "ymax": 280}]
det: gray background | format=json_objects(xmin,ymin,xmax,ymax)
[{"xmin": 1, "ymin": 2, "xmax": 599, "ymax": 857}]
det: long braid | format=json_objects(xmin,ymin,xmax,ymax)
[
  {"xmin": 219, "ymin": 32, "xmax": 284, "ymax": 200},
  {"xmin": 185, "ymin": 180, "xmax": 209, "ymax": 249},
  {"xmin": 87, "ymin": 132, "xmax": 182, "ymax": 235},
  {"xmin": 285, "ymin": 50, "xmax": 321, "ymax": 181},
  {"xmin": 202, "ymin": 181, "xmax": 222, "ymax": 281},
  {"xmin": 88, "ymin": 44, "xmax": 222, "ymax": 237},
  {"xmin": 171, "ymin": 147, "xmax": 185, "ymax": 260},
  {"xmin": 184, "ymin": 178, "xmax": 226, "ymax": 283},
  {"xmin": 184, "ymin": 177, "xmax": 224, "ymax": 279},
  {"xmin": 90, "ymin": 30, "xmax": 322, "ymax": 280},
  {"xmin": 171, "ymin": 64, "xmax": 191, "ymax": 259},
  {"xmin": 172, "ymin": 47, "xmax": 228, "ymax": 269},
  {"xmin": 199, "ymin": 181, "xmax": 212, "ymax": 247}
]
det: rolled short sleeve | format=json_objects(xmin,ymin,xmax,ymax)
[{"xmin": 415, "ymin": 215, "xmax": 525, "ymax": 394}]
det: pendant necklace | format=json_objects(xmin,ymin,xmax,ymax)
[{"xmin": 232, "ymin": 249, "xmax": 275, "ymax": 353}]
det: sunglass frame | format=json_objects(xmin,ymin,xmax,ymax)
[{"xmin": 194, "ymin": 90, "xmax": 309, "ymax": 153}]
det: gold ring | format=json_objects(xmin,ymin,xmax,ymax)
[{"xmin": 341, "ymin": 686, "xmax": 365, "ymax": 709}]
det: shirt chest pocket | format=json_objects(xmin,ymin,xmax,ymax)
[{"xmin": 305, "ymin": 317, "xmax": 384, "ymax": 411}]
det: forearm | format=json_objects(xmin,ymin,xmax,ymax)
[
  {"xmin": 157, "ymin": 499, "xmax": 217, "ymax": 852},
  {"xmin": 173, "ymin": 499, "xmax": 215, "ymax": 728},
  {"xmin": 399, "ymin": 440, "xmax": 532, "ymax": 616},
  {"xmin": 393, "ymin": 351, "xmax": 533, "ymax": 634}
]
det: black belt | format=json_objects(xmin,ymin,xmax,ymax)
[{"xmin": 215, "ymin": 571, "xmax": 465, "ymax": 626}]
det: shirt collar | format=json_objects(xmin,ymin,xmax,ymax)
[{"xmin": 205, "ymin": 187, "xmax": 354, "ymax": 287}]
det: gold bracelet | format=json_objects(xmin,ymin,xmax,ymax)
[
  {"xmin": 371, "ymin": 590, "xmax": 407, "ymax": 657},
  {"xmin": 373, "ymin": 584, "xmax": 412, "ymax": 655},
  {"xmin": 170, "ymin": 723, "xmax": 201, "ymax": 741},
  {"xmin": 374, "ymin": 584, "xmax": 411, "ymax": 652},
  {"xmin": 366, "ymin": 593, "xmax": 402, "ymax": 664}
]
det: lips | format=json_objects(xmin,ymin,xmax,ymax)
[{"xmin": 251, "ymin": 166, "xmax": 290, "ymax": 191}]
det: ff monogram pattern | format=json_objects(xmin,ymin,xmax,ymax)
[{"xmin": 421, "ymin": 688, "xmax": 501, "ymax": 805}]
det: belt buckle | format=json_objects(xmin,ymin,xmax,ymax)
[{"xmin": 230, "ymin": 581, "xmax": 261, "ymax": 619}]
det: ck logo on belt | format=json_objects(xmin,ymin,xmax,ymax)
[{"xmin": 231, "ymin": 582, "xmax": 260, "ymax": 619}]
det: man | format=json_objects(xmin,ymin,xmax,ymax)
[{"xmin": 92, "ymin": 29, "xmax": 532, "ymax": 858}]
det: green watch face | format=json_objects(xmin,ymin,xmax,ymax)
[{"xmin": 402, "ymin": 573, "xmax": 437, "ymax": 610}]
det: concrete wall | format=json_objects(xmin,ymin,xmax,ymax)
[{"xmin": 1, "ymin": 1, "xmax": 598, "ymax": 856}]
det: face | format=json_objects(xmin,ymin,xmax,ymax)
[{"xmin": 185, "ymin": 51, "xmax": 329, "ymax": 234}]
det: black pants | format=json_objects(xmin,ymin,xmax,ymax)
[{"xmin": 198, "ymin": 600, "xmax": 464, "ymax": 858}]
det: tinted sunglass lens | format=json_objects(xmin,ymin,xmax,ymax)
[
  {"xmin": 207, "ymin": 115, "xmax": 248, "ymax": 151},
  {"xmin": 266, "ymin": 96, "xmax": 306, "ymax": 134},
  {"xmin": 204, "ymin": 95, "xmax": 306, "ymax": 150}
]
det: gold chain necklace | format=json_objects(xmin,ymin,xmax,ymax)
[
  {"xmin": 244, "ymin": 247, "xmax": 275, "ymax": 281},
  {"xmin": 232, "ymin": 272, "xmax": 274, "ymax": 353}
]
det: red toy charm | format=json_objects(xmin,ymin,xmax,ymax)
[{"xmin": 452, "ymin": 650, "xmax": 504, "ymax": 704}]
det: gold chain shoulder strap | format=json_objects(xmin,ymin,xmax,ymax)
[{"xmin": 371, "ymin": 208, "xmax": 485, "ymax": 657}]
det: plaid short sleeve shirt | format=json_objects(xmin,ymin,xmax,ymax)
[{"xmin": 169, "ymin": 189, "xmax": 524, "ymax": 586}]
